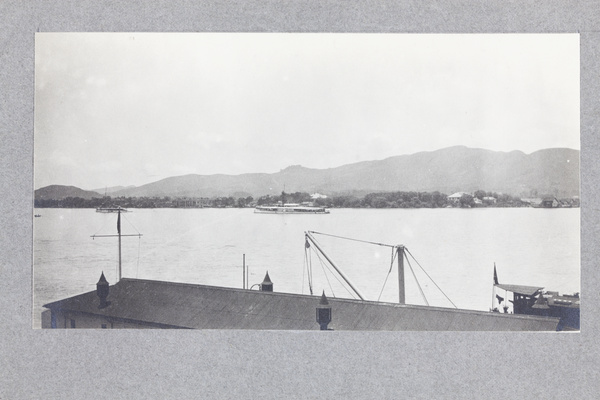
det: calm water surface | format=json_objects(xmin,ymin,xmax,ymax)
[{"xmin": 33, "ymin": 207, "xmax": 580, "ymax": 328}]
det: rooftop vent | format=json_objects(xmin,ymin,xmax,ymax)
[
  {"xmin": 96, "ymin": 272, "xmax": 110, "ymax": 309},
  {"xmin": 316, "ymin": 291, "xmax": 332, "ymax": 330},
  {"xmin": 260, "ymin": 272, "xmax": 273, "ymax": 292}
]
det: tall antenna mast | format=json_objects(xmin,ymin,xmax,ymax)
[
  {"xmin": 117, "ymin": 210, "xmax": 122, "ymax": 280},
  {"xmin": 91, "ymin": 208, "xmax": 142, "ymax": 281},
  {"xmin": 396, "ymin": 245, "xmax": 405, "ymax": 304}
]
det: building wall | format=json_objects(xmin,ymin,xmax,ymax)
[
  {"xmin": 41, "ymin": 310, "xmax": 52, "ymax": 328},
  {"xmin": 42, "ymin": 309, "xmax": 167, "ymax": 329}
]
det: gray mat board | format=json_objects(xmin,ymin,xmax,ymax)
[{"xmin": 1, "ymin": 1, "xmax": 599, "ymax": 398}]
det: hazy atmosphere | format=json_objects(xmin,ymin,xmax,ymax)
[{"xmin": 34, "ymin": 33, "xmax": 579, "ymax": 190}]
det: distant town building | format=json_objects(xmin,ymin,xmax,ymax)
[
  {"xmin": 310, "ymin": 193, "xmax": 327, "ymax": 199},
  {"xmin": 448, "ymin": 192, "xmax": 469, "ymax": 204},
  {"xmin": 541, "ymin": 197, "xmax": 560, "ymax": 208},
  {"xmin": 174, "ymin": 198, "xmax": 204, "ymax": 208},
  {"xmin": 520, "ymin": 198, "xmax": 543, "ymax": 207}
]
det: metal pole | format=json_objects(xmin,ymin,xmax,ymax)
[
  {"xmin": 491, "ymin": 263, "xmax": 497, "ymax": 311},
  {"xmin": 397, "ymin": 246, "xmax": 405, "ymax": 304},
  {"xmin": 91, "ymin": 212, "xmax": 141, "ymax": 284},
  {"xmin": 118, "ymin": 210, "xmax": 122, "ymax": 281},
  {"xmin": 305, "ymin": 232, "xmax": 364, "ymax": 300},
  {"xmin": 491, "ymin": 279, "xmax": 495, "ymax": 311},
  {"xmin": 243, "ymin": 254, "xmax": 246, "ymax": 289}
]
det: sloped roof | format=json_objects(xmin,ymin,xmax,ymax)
[
  {"xmin": 495, "ymin": 283, "xmax": 544, "ymax": 296},
  {"xmin": 44, "ymin": 278, "xmax": 558, "ymax": 331}
]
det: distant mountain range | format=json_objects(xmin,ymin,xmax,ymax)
[
  {"xmin": 91, "ymin": 185, "xmax": 136, "ymax": 195},
  {"xmin": 35, "ymin": 146, "xmax": 580, "ymax": 200},
  {"xmin": 35, "ymin": 185, "xmax": 103, "ymax": 201}
]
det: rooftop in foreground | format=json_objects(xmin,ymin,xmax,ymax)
[{"xmin": 43, "ymin": 276, "xmax": 560, "ymax": 331}]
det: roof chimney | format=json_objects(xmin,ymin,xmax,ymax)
[
  {"xmin": 532, "ymin": 293, "xmax": 550, "ymax": 310},
  {"xmin": 316, "ymin": 291, "xmax": 332, "ymax": 330},
  {"xmin": 96, "ymin": 272, "xmax": 110, "ymax": 309},
  {"xmin": 261, "ymin": 272, "xmax": 273, "ymax": 292}
]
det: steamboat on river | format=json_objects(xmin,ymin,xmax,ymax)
[
  {"xmin": 254, "ymin": 204, "xmax": 330, "ymax": 214},
  {"xmin": 254, "ymin": 191, "xmax": 330, "ymax": 214},
  {"xmin": 96, "ymin": 206, "xmax": 129, "ymax": 213}
]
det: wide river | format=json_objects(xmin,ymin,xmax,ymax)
[{"xmin": 33, "ymin": 207, "xmax": 580, "ymax": 328}]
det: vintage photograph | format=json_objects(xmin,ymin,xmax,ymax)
[{"xmin": 33, "ymin": 33, "xmax": 580, "ymax": 330}]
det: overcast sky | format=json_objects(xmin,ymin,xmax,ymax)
[{"xmin": 34, "ymin": 33, "xmax": 580, "ymax": 190}]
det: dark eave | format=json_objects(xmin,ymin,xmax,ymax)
[{"xmin": 495, "ymin": 283, "xmax": 544, "ymax": 296}]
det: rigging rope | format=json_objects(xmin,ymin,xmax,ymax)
[
  {"xmin": 377, "ymin": 247, "xmax": 397, "ymax": 301},
  {"xmin": 308, "ymin": 246, "xmax": 313, "ymax": 295},
  {"xmin": 309, "ymin": 231, "xmax": 396, "ymax": 248},
  {"xmin": 405, "ymin": 253, "xmax": 429, "ymax": 306},
  {"xmin": 405, "ymin": 248, "xmax": 457, "ymax": 308},
  {"xmin": 122, "ymin": 213, "xmax": 142, "ymax": 235},
  {"xmin": 136, "ymin": 235, "xmax": 141, "ymax": 278},
  {"xmin": 91, "ymin": 215, "xmax": 112, "ymax": 237},
  {"xmin": 302, "ymin": 247, "xmax": 314, "ymax": 295},
  {"xmin": 302, "ymin": 250, "xmax": 306, "ymax": 295},
  {"xmin": 310, "ymin": 245, "xmax": 359, "ymax": 299},
  {"xmin": 314, "ymin": 250, "xmax": 336, "ymax": 298},
  {"xmin": 305, "ymin": 231, "xmax": 457, "ymax": 307}
]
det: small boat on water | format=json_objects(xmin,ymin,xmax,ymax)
[
  {"xmin": 96, "ymin": 206, "xmax": 129, "ymax": 213},
  {"xmin": 34, "ymin": 214, "xmax": 42, "ymax": 217}
]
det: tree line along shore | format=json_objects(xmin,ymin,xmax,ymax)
[{"xmin": 34, "ymin": 190, "xmax": 579, "ymax": 209}]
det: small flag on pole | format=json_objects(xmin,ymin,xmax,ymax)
[{"xmin": 493, "ymin": 263, "xmax": 498, "ymax": 285}]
